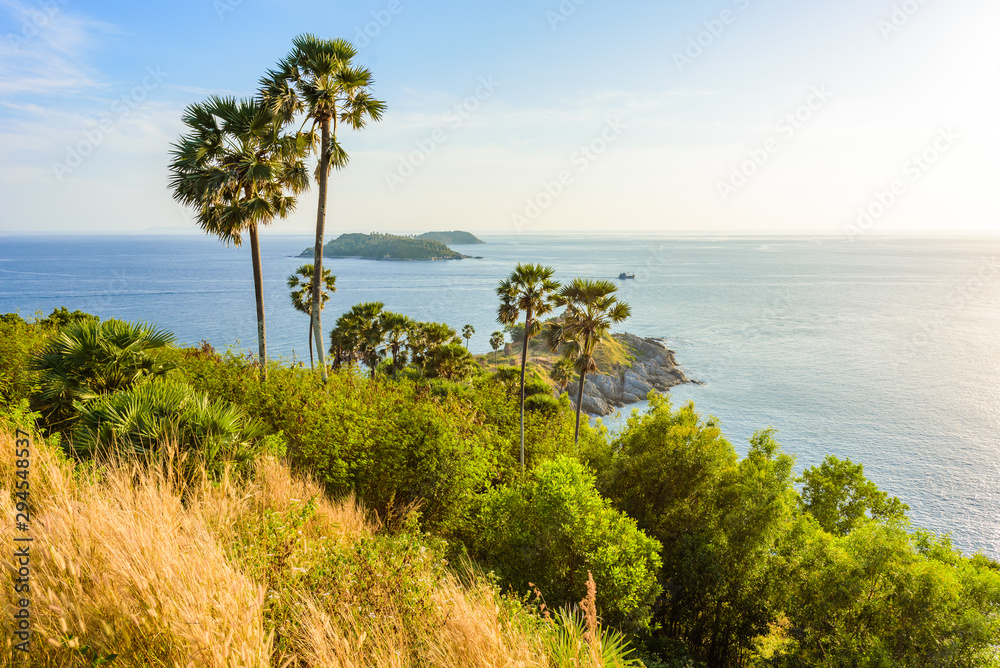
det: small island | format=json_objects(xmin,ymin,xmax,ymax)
[
  {"xmin": 417, "ymin": 231, "xmax": 485, "ymax": 245},
  {"xmin": 300, "ymin": 232, "xmax": 470, "ymax": 261}
]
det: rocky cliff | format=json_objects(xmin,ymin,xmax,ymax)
[{"xmin": 570, "ymin": 333, "xmax": 694, "ymax": 416}]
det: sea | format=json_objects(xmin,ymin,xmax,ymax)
[{"xmin": 2, "ymin": 234, "xmax": 998, "ymax": 558}]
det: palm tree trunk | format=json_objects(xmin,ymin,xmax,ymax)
[
  {"xmin": 574, "ymin": 366, "xmax": 588, "ymax": 447},
  {"xmin": 519, "ymin": 312, "xmax": 532, "ymax": 473},
  {"xmin": 248, "ymin": 224, "xmax": 267, "ymax": 382},
  {"xmin": 307, "ymin": 317, "xmax": 314, "ymax": 369},
  {"xmin": 312, "ymin": 117, "xmax": 331, "ymax": 382}
]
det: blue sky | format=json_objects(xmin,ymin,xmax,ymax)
[{"xmin": 0, "ymin": 0, "xmax": 997, "ymax": 235}]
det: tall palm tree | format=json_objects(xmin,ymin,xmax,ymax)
[
  {"xmin": 169, "ymin": 96, "xmax": 308, "ymax": 381},
  {"xmin": 489, "ymin": 330, "xmax": 505, "ymax": 367},
  {"xmin": 287, "ymin": 264, "xmax": 336, "ymax": 368},
  {"xmin": 496, "ymin": 264, "xmax": 560, "ymax": 472},
  {"xmin": 260, "ymin": 34, "xmax": 386, "ymax": 382},
  {"xmin": 462, "ymin": 324, "xmax": 475, "ymax": 349},
  {"xmin": 545, "ymin": 278, "xmax": 631, "ymax": 446},
  {"xmin": 380, "ymin": 312, "xmax": 413, "ymax": 373}
]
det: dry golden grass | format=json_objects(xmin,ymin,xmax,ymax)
[{"xmin": 0, "ymin": 431, "xmax": 617, "ymax": 668}]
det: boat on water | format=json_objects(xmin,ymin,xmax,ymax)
[{"xmin": 618, "ymin": 272, "xmax": 635, "ymax": 279}]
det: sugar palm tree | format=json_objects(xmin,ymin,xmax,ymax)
[
  {"xmin": 337, "ymin": 301, "xmax": 385, "ymax": 378},
  {"xmin": 545, "ymin": 279, "xmax": 631, "ymax": 446},
  {"xmin": 260, "ymin": 34, "xmax": 386, "ymax": 382},
  {"xmin": 550, "ymin": 356, "xmax": 575, "ymax": 394},
  {"xmin": 489, "ymin": 330, "xmax": 505, "ymax": 367},
  {"xmin": 380, "ymin": 311, "xmax": 413, "ymax": 374},
  {"xmin": 169, "ymin": 96, "xmax": 308, "ymax": 381},
  {"xmin": 287, "ymin": 264, "xmax": 336, "ymax": 368},
  {"xmin": 496, "ymin": 264, "xmax": 560, "ymax": 472},
  {"xmin": 462, "ymin": 324, "xmax": 475, "ymax": 349}
]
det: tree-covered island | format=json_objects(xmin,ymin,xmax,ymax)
[
  {"xmin": 417, "ymin": 231, "xmax": 485, "ymax": 244},
  {"xmin": 300, "ymin": 232, "xmax": 476, "ymax": 261}
]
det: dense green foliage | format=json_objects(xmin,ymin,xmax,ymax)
[
  {"xmin": 417, "ymin": 230, "xmax": 485, "ymax": 245},
  {"xmin": 73, "ymin": 377, "xmax": 267, "ymax": 478},
  {"xmin": 3, "ymin": 309, "xmax": 999, "ymax": 668},
  {"xmin": 469, "ymin": 456, "xmax": 663, "ymax": 629},
  {"xmin": 303, "ymin": 232, "xmax": 466, "ymax": 260},
  {"xmin": 31, "ymin": 318, "xmax": 176, "ymax": 432}
]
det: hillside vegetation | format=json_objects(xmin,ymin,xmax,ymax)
[{"xmin": 1, "ymin": 309, "xmax": 999, "ymax": 668}]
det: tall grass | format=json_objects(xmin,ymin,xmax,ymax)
[{"xmin": 0, "ymin": 432, "xmax": 639, "ymax": 667}]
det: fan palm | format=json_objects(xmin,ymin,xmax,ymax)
[
  {"xmin": 462, "ymin": 324, "xmax": 475, "ymax": 349},
  {"xmin": 260, "ymin": 34, "xmax": 386, "ymax": 382},
  {"xmin": 287, "ymin": 264, "xmax": 336, "ymax": 368},
  {"xmin": 545, "ymin": 279, "xmax": 631, "ymax": 446},
  {"xmin": 496, "ymin": 264, "xmax": 560, "ymax": 472},
  {"xmin": 169, "ymin": 96, "xmax": 309, "ymax": 382},
  {"xmin": 489, "ymin": 330, "xmax": 505, "ymax": 367},
  {"xmin": 380, "ymin": 311, "xmax": 413, "ymax": 373}
]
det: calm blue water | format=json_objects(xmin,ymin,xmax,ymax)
[{"xmin": 2, "ymin": 234, "xmax": 999, "ymax": 557}]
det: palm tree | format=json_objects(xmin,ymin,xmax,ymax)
[
  {"xmin": 260, "ymin": 34, "xmax": 386, "ymax": 382},
  {"xmin": 287, "ymin": 264, "xmax": 336, "ymax": 369},
  {"xmin": 489, "ymin": 330, "xmax": 505, "ymax": 367},
  {"xmin": 550, "ymin": 356, "xmax": 575, "ymax": 394},
  {"xmin": 32, "ymin": 318, "xmax": 176, "ymax": 432},
  {"xmin": 462, "ymin": 324, "xmax": 475, "ymax": 349},
  {"xmin": 340, "ymin": 302, "xmax": 385, "ymax": 378},
  {"xmin": 496, "ymin": 264, "xmax": 560, "ymax": 472},
  {"xmin": 545, "ymin": 278, "xmax": 631, "ymax": 446},
  {"xmin": 169, "ymin": 96, "xmax": 308, "ymax": 382},
  {"xmin": 380, "ymin": 312, "xmax": 413, "ymax": 373}
]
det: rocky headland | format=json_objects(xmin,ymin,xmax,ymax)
[{"xmin": 563, "ymin": 333, "xmax": 694, "ymax": 416}]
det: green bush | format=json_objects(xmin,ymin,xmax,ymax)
[
  {"xmin": 470, "ymin": 456, "xmax": 662, "ymax": 630},
  {"xmin": 32, "ymin": 318, "xmax": 175, "ymax": 431},
  {"xmin": 0, "ymin": 315, "xmax": 51, "ymax": 411},
  {"xmin": 73, "ymin": 377, "xmax": 265, "ymax": 479}
]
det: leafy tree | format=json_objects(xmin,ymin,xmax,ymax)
[
  {"xmin": 489, "ymin": 330, "xmax": 505, "ymax": 367},
  {"xmin": 545, "ymin": 278, "xmax": 631, "ymax": 445},
  {"xmin": 601, "ymin": 396, "xmax": 797, "ymax": 666},
  {"xmin": 35, "ymin": 307, "xmax": 99, "ymax": 329},
  {"xmin": 32, "ymin": 319, "xmax": 175, "ymax": 432},
  {"xmin": 287, "ymin": 264, "xmax": 336, "ymax": 368},
  {"xmin": 471, "ymin": 456, "xmax": 662, "ymax": 630},
  {"xmin": 462, "ymin": 324, "xmax": 475, "ymax": 349},
  {"xmin": 496, "ymin": 264, "xmax": 560, "ymax": 472},
  {"xmin": 775, "ymin": 520, "xmax": 1000, "ymax": 667},
  {"xmin": 260, "ymin": 34, "xmax": 386, "ymax": 382},
  {"xmin": 169, "ymin": 96, "xmax": 309, "ymax": 382},
  {"xmin": 799, "ymin": 455, "xmax": 909, "ymax": 535}
]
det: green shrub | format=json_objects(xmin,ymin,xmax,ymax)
[
  {"xmin": 0, "ymin": 315, "xmax": 50, "ymax": 411},
  {"xmin": 73, "ymin": 377, "xmax": 265, "ymax": 479},
  {"xmin": 32, "ymin": 318, "xmax": 175, "ymax": 431},
  {"xmin": 470, "ymin": 456, "xmax": 662, "ymax": 630},
  {"xmin": 524, "ymin": 393, "xmax": 560, "ymax": 414}
]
